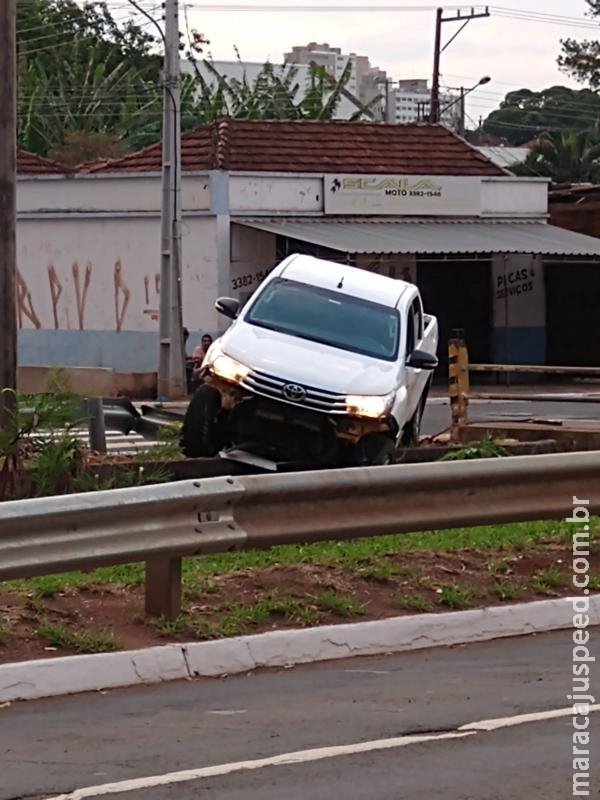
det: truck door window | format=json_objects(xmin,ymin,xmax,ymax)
[
  {"xmin": 411, "ymin": 297, "xmax": 423, "ymax": 340},
  {"xmin": 406, "ymin": 305, "xmax": 415, "ymax": 355}
]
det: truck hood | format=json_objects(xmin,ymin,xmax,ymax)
[{"xmin": 221, "ymin": 322, "xmax": 399, "ymax": 395}]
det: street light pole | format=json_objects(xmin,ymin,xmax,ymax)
[
  {"xmin": 158, "ymin": 0, "xmax": 185, "ymax": 400},
  {"xmin": 439, "ymin": 77, "xmax": 491, "ymax": 134},
  {"xmin": 0, "ymin": 0, "xmax": 17, "ymax": 427}
]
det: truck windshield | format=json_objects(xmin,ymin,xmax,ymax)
[{"xmin": 246, "ymin": 278, "xmax": 399, "ymax": 360}]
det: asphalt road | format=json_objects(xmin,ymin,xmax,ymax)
[
  {"xmin": 2, "ymin": 631, "xmax": 598, "ymax": 799},
  {"xmin": 422, "ymin": 396, "xmax": 600, "ymax": 436}
]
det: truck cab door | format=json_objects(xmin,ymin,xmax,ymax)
[{"xmin": 405, "ymin": 296, "xmax": 427, "ymax": 416}]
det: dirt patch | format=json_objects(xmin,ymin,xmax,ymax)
[{"xmin": 1, "ymin": 541, "xmax": 598, "ymax": 664}]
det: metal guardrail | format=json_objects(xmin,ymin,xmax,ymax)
[
  {"xmin": 470, "ymin": 363, "xmax": 600, "ymax": 376},
  {"xmin": 446, "ymin": 334, "xmax": 600, "ymax": 437},
  {"xmin": 26, "ymin": 398, "xmax": 178, "ymax": 455},
  {"xmin": 1, "ymin": 451, "xmax": 599, "ymax": 618}
]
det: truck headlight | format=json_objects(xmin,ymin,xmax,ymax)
[
  {"xmin": 346, "ymin": 392, "xmax": 395, "ymax": 419},
  {"xmin": 211, "ymin": 354, "xmax": 250, "ymax": 385}
]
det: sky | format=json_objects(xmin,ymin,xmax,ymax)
[{"xmin": 176, "ymin": 0, "xmax": 593, "ymax": 121}]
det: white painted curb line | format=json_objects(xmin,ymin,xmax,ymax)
[{"xmin": 2, "ymin": 595, "xmax": 599, "ymax": 703}]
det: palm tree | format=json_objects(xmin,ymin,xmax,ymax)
[{"xmin": 513, "ymin": 129, "xmax": 600, "ymax": 184}]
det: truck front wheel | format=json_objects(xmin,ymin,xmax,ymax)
[
  {"xmin": 352, "ymin": 433, "xmax": 396, "ymax": 466},
  {"xmin": 180, "ymin": 385, "xmax": 225, "ymax": 458}
]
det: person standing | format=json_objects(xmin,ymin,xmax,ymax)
[{"xmin": 191, "ymin": 334, "xmax": 213, "ymax": 390}]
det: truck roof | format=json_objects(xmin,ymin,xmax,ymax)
[{"xmin": 277, "ymin": 254, "xmax": 412, "ymax": 309}]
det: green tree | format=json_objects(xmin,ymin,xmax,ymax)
[
  {"xmin": 559, "ymin": 0, "xmax": 600, "ymax": 87},
  {"xmin": 17, "ymin": 0, "xmax": 160, "ymax": 80},
  {"xmin": 483, "ymin": 86, "xmax": 600, "ymax": 146},
  {"xmin": 17, "ymin": 2, "xmax": 381, "ymax": 163},
  {"xmin": 511, "ymin": 130, "xmax": 600, "ymax": 184},
  {"xmin": 17, "ymin": 0, "xmax": 163, "ymax": 157}
]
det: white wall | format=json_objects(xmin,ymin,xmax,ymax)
[
  {"xmin": 18, "ymin": 174, "xmax": 211, "ymax": 215},
  {"xmin": 229, "ymin": 174, "xmax": 547, "ymax": 219},
  {"xmin": 230, "ymin": 225, "xmax": 276, "ymax": 305},
  {"xmin": 482, "ymin": 178, "xmax": 548, "ymax": 218},
  {"xmin": 491, "ymin": 253, "xmax": 546, "ymax": 364},
  {"xmin": 492, "ymin": 254, "xmax": 545, "ymax": 328},
  {"xmin": 17, "ymin": 216, "xmax": 217, "ymax": 333},
  {"xmin": 16, "ymin": 214, "xmax": 219, "ymax": 371},
  {"xmin": 230, "ymin": 175, "xmax": 323, "ymax": 213}
]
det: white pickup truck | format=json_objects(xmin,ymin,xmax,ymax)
[{"xmin": 181, "ymin": 254, "xmax": 438, "ymax": 468}]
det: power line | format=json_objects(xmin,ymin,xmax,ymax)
[
  {"xmin": 180, "ymin": 0, "xmax": 597, "ymax": 28},
  {"xmin": 184, "ymin": 3, "xmax": 488, "ymax": 11}
]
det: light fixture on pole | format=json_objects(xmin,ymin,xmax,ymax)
[{"xmin": 439, "ymin": 76, "xmax": 491, "ymax": 136}]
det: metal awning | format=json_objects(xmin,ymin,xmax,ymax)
[{"xmin": 236, "ymin": 219, "xmax": 600, "ymax": 257}]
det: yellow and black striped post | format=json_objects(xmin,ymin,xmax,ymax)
[{"xmin": 448, "ymin": 329, "xmax": 470, "ymax": 442}]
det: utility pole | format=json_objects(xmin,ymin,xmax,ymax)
[
  {"xmin": 430, "ymin": 8, "xmax": 443, "ymax": 125},
  {"xmin": 430, "ymin": 5, "xmax": 490, "ymax": 123},
  {"xmin": 158, "ymin": 0, "xmax": 185, "ymax": 399},
  {"xmin": 0, "ymin": 0, "xmax": 17, "ymax": 427}
]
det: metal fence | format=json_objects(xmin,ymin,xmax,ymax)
[{"xmin": 1, "ymin": 450, "xmax": 599, "ymax": 617}]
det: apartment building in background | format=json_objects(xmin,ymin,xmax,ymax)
[
  {"xmin": 284, "ymin": 43, "xmax": 387, "ymax": 119},
  {"xmin": 389, "ymin": 79, "xmax": 460, "ymax": 128}
]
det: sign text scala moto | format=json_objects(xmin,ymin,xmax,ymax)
[{"xmin": 324, "ymin": 174, "xmax": 482, "ymax": 215}]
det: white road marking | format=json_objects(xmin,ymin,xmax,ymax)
[
  {"xmin": 460, "ymin": 704, "xmax": 600, "ymax": 732},
  {"xmin": 44, "ymin": 732, "xmax": 475, "ymax": 799},
  {"xmin": 207, "ymin": 709, "xmax": 247, "ymax": 716},
  {"xmin": 44, "ymin": 704, "xmax": 600, "ymax": 800}
]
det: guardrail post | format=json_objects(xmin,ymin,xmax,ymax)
[
  {"xmin": 448, "ymin": 329, "xmax": 469, "ymax": 442},
  {"xmin": 86, "ymin": 397, "xmax": 107, "ymax": 453},
  {"xmin": 145, "ymin": 557, "xmax": 182, "ymax": 619}
]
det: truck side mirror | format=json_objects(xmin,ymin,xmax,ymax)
[
  {"xmin": 215, "ymin": 297, "xmax": 240, "ymax": 320},
  {"xmin": 407, "ymin": 349, "xmax": 438, "ymax": 370}
]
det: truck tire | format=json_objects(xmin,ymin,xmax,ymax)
[
  {"xmin": 353, "ymin": 433, "xmax": 396, "ymax": 466},
  {"xmin": 401, "ymin": 378, "xmax": 432, "ymax": 447},
  {"xmin": 180, "ymin": 385, "xmax": 224, "ymax": 458},
  {"xmin": 401, "ymin": 404, "xmax": 422, "ymax": 448}
]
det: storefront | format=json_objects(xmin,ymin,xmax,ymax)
[{"xmin": 16, "ymin": 120, "xmax": 600, "ymax": 377}]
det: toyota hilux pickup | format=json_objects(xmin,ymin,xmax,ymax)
[{"xmin": 181, "ymin": 254, "xmax": 438, "ymax": 468}]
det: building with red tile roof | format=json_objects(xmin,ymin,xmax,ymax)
[
  {"xmin": 81, "ymin": 119, "xmax": 505, "ymax": 177},
  {"xmin": 16, "ymin": 119, "xmax": 600, "ymax": 379},
  {"xmin": 17, "ymin": 149, "xmax": 68, "ymax": 175}
]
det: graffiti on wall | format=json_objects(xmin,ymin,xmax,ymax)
[
  {"xmin": 143, "ymin": 273, "xmax": 161, "ymax": 321},
  {"xmin": 16, "ymin": 269, "xmax": 42, "ymax": 329},
  {"xmin": 73, "ymin": 262, "xmax": 92, "ymax": 330},
  {"xmin": 16, "ymin": 260, "xmax": 156, "ymax": 332},
  {"xmin": 113, "ymin": 260, "xmax": 131, "ymax": 333},
  {"xmin": 47, "ymin": 265, "xmax": 63, "ymax": 329}
]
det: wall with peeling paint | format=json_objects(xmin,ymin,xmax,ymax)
[{"xmin": 230, "ymin": 175, "xmax": 322, "ymax": 213}]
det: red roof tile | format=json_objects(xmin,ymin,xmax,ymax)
[
  {"xmin": 17, "ymin": 149, "xmax": 69, "ymax": 175},
  {"xmin": 80, "ymin": 120, "xmax": 505, "ymax": 177}
]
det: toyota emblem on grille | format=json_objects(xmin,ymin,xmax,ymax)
[{"xmin": 282, "ymin": 383, "xmax": 307, "ymax": 402}]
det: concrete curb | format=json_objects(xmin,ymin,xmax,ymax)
[{"xmin": 2, "ymin": 595, "xmax": 599, "ymax": 703}]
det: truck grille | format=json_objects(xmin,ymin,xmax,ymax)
[{"xmin": 241, "ymin": 369, "xmax": 347, "ymax": 414}]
